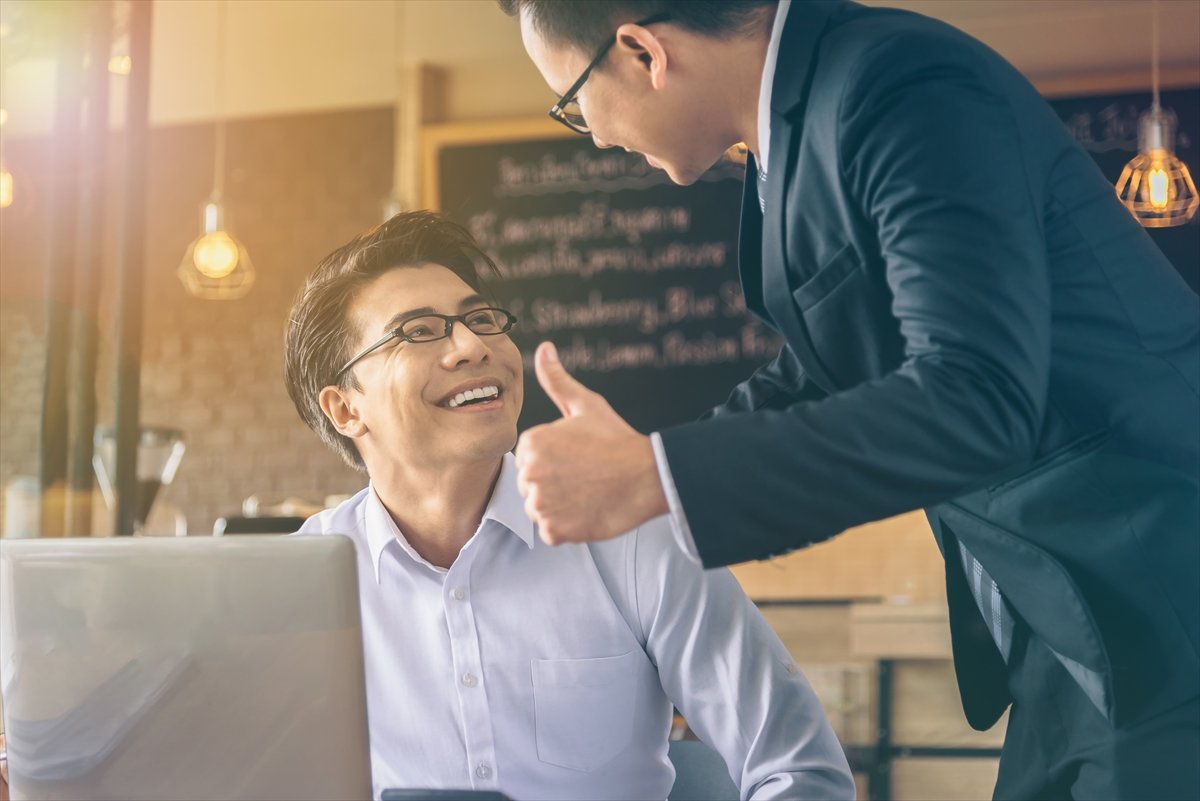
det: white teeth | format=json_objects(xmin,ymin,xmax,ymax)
[{"xmin": 446, "ymin": 385, "xmax": 500, "ymax": 408}]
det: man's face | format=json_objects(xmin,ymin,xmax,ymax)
[
  {"xmin": 339, "ymin": 264, "xmax": 523, "ymax": 473},
  {"xmin": 519, "ymin": 12, "xmax": 729, "ymax": 186}
]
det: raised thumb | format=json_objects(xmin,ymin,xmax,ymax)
[{"xmin": 535, "ymin": 341, "xmax": 593, "ymax": 417}]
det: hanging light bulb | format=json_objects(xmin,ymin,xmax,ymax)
[
  {"xmin": 193, "ymin": 230, "xmax": 238, "ymax": 277},
  {"xmin": 0, "ymin": 105, "xmax": 10, "ymax": 209},
  {"xmin": 181, "ymin": 200, "xmax": 248, "ymax": 278},
  {"xmin": 1114, "ymin": 1, "xmax": 1199, "ymax": 228},
  {"xmin": 177, "ymin": 0, "xmax": 254, "ymax": 299},
  {"xmin": 0, "ymin": 165, "xmax": 12, "ymax": 209},
  {"xmin": 108, "ymin": 3, "xmax": 133, "ymax": 76},
  {"xmin": 107, "ymin": 55, "xmax": 132, "ymax": 76}
]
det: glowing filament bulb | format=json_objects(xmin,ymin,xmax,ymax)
[
  {"xmin": 0, "ymin": 169, "xmax": 12, "ymax": 209},
  {"xmin": 108, "ymin": 55, "xmax": 132, "ymax": 76},
  {"xmin": 193, "ymin": 231, "xmax": 239, "ymax": 278},
  {"xmin": 1147, "ymin": 161, "xmax": 1170, "ymax": 210}
]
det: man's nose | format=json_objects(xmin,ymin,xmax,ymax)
[
  {"xmin": 592, "ymin": 133, "xmax": 615, "ymax": 149},
  {"xmin": 442, "ymin": 322, "xmax": 489, "ymax": 365}
]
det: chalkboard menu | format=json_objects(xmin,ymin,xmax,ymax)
[
  {"xmin": 1048, "ymin": 86, "xmax": 1200, "ymax": 292},
  {"xmin": 431, "ymin": 124, "xmax": 782, "ymax": 433}
]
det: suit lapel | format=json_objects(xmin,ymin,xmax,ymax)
[
  {"xmin": 746, "ymin": 1, "xmax": 848, "ymax": 394},
  {"xmin": 758, "ymin": 115, "xmax": 840, "ymax": 393},
  {"xmin": 737, "ymin": 155, "xmax": 769, "ymax": 324}
]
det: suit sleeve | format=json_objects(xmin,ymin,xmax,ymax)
[
  {"xmin": 660, "ymin": 35, "xmax": 1051, "ymax": 568},
  {"xmin": 630, "ymin": 522, "xmax": 856, "ymax": 800},
  {"xmin": 703, "ymin": 342, "xmax": 828, "ymax": 420}
]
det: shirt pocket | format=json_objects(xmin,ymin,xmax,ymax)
[{"xmin": 531, "ymin": 650, "xmax": 640, "ymax": 772}]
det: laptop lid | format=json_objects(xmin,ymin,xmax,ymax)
[{"xmin": 0, "ymin": 535, "xmax": 372, "ymax": 801}]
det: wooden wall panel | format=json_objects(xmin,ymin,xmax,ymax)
[{"xmin": 732, "ymin": 511, "xmax": 946, "ymax": 602}]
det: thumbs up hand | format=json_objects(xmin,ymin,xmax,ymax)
[
  {"xmin": 533, "ymin": 339, "xmax": 608, "ymax": 419},
  {"xmin": 516, "ymin": 342, "xmax": 669, "ymax": 546}
]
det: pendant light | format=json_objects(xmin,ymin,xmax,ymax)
[
  {"xmin": 1114, "ymin": 0, "xmax": 1199, "ymax": 228},
  {"xmin": 381, "ymin": 0, "xmax": 408, "ymax": 222},
  {"xmin": 178, "ymin": 0, "xmax": 254, "ymax": 298},
  {"xmin": 1, "ymin": 46, "xmax": 11, "ymax": 209},
  {"xmin": 0, "ymin": 122, "xmax": 11, "ymax": 209}
]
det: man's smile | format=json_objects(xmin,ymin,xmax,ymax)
[{"xmin": 437, "ymin": 379, "xmax": 507, "ymax": 411}]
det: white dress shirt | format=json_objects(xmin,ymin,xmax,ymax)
[
  {"xmin": 298, "ymin": 453, "xmax": 852, "ymax": 801},
  {"xmin": 652, "ymin": 0, "xmax": 794, "ymax": 564}
]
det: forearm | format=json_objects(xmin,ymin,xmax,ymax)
[
  {"xmin": 636, "ymin": 535, "xmax": 854, "ymax": 799},
  {"xmin": 661, "ymin": 353, "xmax": 1042, "ymax": 567}
]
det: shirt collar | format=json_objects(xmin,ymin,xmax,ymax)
[
  {"xmin": 482, "ymin": 452, "xmax": 538, "ymax": 550},
  {"xmin": 362, "ymin": 452, "xmax": 535, "ymax": 583},
  {"xmin": 756, "ymin": 0, "xmax": 792, "ymax": 175},
  {"xmin": 757, "ymin": 0, "xmax": 850, "ymax": 179}
]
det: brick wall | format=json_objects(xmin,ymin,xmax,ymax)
[{"xmin": 0, "ymin": 106, "xmax": 394, "ymax": 533}]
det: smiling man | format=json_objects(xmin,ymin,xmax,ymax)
[{"xmin": 282, "ymin": 211, "xmax": 854, "ymax": 800}]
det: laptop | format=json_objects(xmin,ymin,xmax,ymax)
[{"xmin": 0, "ymin": 535, "xmax": 373, "ymax": 801}]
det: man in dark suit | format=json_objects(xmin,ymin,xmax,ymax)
[{"xmin": 501, "ymin": 1, "xmax": 1199, "ymax": 798}]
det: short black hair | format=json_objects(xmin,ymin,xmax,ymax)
[
  {"xmin": 284, "ymin": 211, "xmax": 500, "ymax": 471},
  {"xmin": 497, "ymin": 0, "xmax": 777, "ymax": 54}
]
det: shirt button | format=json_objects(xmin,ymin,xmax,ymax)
[
  {"xmin": 451, "ymin": 587, "xmax": 465, "ymax": 601},
  {"xmin": 786, "ymin": 662, "xmax": 799, "ymax": 674},
  {"xmin": 475, "ymin": 762, "xmax": 492, "ymax": 779},
  {"xmin": 462, "ymin": 672, "xmax": 478, "ymax": 688}
]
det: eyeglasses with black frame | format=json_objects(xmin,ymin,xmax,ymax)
[
  {"xmin": 334, "ymin": 307, "xmax": 518, "ymax": 382},
  {"xmin": 548, "ymin": 12, "xmax": 672, "ymax": 135}
]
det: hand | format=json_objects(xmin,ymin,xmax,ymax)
[{"xmin": 516, "ymin": 342, "xmax": 669, "ymax": 545}]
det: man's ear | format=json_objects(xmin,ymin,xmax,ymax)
[
  {"xmin": 319, "ymin": 385, "xmax": 368, "ymax": 440},
  {"xmin": 614, "ymin": 22, "xmax": 669, "ymax": 90}
]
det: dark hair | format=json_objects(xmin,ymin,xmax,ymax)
[
  {"xmin": 284, "ymin": 211, "xmax": 500, "ymax": 471},
  {"xmin": 497, "ymin": 0, "xmax": 777, "ymax": 53}
]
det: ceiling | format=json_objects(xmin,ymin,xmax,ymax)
[{"xmin": 0, "ymin": 0, "xmax": 1197, "ymax": 137}]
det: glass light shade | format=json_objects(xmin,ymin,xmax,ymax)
[
  {"xmin": 92, "ymin": 426, "xmax": 186, "ymax": 531},
  {"xmin": 178, "ymin": 201, "xmax": 255, "ymax": 299},
  {"xmin": 1115, "ymin": 107, "xmax": 1200, "ymax": 228}
]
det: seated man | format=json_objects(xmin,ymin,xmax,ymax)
[{"xmin": 283, "ymin": 211, "xmax": 854, "ymax": 800}]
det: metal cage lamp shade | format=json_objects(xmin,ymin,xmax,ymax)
[
  {"xmin": 1114, "ymin": 108, "xmax": 1199, "ymax": 228},
  {"xmin": 1114, "ymin": 0, "xmax": 1199, "ymax": 229}
]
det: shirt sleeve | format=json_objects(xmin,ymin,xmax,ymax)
[
  {"xmin": 649, "ymin": 432, "xmax": 702, "ymax": 565},
  {"xmin": 631, "ymin": 520, "xmax": 856, "ymax": 800}
]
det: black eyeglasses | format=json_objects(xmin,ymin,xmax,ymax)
[
  {"xmin": 334, "ymin": 307, "xmax": 517, "ymax": 381},
  {"xmin": 548, "ymin": 12, "xmax": 672, "ymax": 135}
]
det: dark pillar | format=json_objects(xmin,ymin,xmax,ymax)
[
  {"xmin": 112, "ymin": 0, "xmax": 153, "ymax": 536},
  {"xmin": 66, "ymin": 0, "xmax": 114, "ymax": 536},
  {"xmin": 39, "ymin": 2, "xmax": 86, "ymax": 537}
]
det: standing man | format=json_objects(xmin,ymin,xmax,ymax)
[{"xmin": 502, "ymin": 1, "xmax": 1200, "ymax": 798}]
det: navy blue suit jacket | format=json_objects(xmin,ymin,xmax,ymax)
[{"xmin": 658, "ymin": 0, "xmax": 1200, "ymax": 730}]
